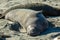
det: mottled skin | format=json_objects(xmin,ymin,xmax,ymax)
[{"xmin": 5, "ymin": 9, "xmax": 48, "ymax": 36}]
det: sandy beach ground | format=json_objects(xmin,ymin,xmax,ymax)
[{"xmin": 0, "ymin": 0, "xmax": 60, "ymax": 40}]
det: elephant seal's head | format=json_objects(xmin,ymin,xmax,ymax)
[{"xmin": 26, "ymin": 12, "xmax": 48, "ymax": 36}]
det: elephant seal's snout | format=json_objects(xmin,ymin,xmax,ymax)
[{"xmin": 27, "ymin": 25, "xmax": 41, "ymax": 36}]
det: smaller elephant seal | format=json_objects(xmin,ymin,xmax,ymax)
[{"xmin": 5, "ymin": 9, "xmax": 48, "ymax": 36}]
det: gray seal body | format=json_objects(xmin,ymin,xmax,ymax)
[{"xmin": 5, "ymin": 9, "xmax": 48, "ymax": 36}]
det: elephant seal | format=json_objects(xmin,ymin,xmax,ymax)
[{"xmin": 5, "ymin": 9, "xmax": 48, "ymax": 36}]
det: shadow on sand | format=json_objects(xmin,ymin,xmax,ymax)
[{"xmin": 40, "ymin": 17, "xmax": 60, "ymax": 36}]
